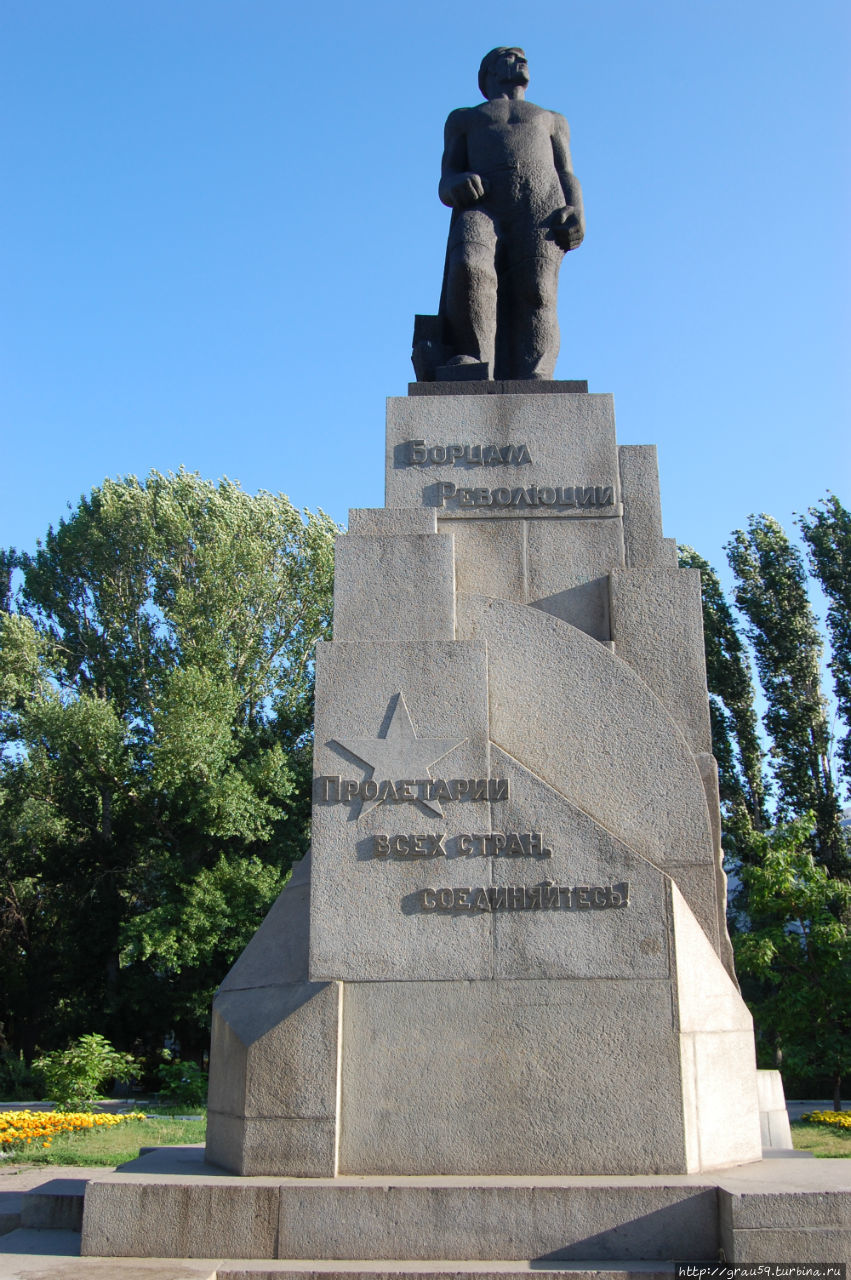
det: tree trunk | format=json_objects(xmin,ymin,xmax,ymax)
[{"xmin": 834, "ymin": 1072, "xmax": 842, "ymax": 1112}]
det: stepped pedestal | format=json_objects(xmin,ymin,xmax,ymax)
[{"xmin": 82, "ymin": 383, "xmax": 849, "ymax": 1266}]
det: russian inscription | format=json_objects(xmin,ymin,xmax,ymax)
[
  {"xmin": 407, "ymin": 440, "xmax": 533, "ymax": 466},
  {"xmin": 436, "ymin": 482, "xmax": 614, "ymax": 510},
  {"xmin": 315, "ymin": 776, "xmax": 509, "ymax": 804},
  {"xmin": 371, "ymin": 831, "xmax": 552, "ymax": 858},
  {"xmin": 419, "ymin": 881, "xmax": 630, "ymax": 912}
]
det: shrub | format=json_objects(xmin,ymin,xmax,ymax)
[
  {"xmin": 157, "ymin": 1053, "xmax": 207, "ymax": 1109},
  {"xmin": 0, "ymin": 1050, "xmax": 44, "ymax": 1102},
  {"xmin": 33, "ymin": 1034, "xmax": 141, "ymax": 1112}
]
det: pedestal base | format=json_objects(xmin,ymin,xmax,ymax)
[{"xmin": 80, "ymin": 1147, "xmax": 851, "ymax": 1265}]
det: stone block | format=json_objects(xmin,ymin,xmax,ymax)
[
  {"xmin": 407, "ymin": 378, "xmax": 589, "ymax": 395},
  {"xmin": 441, "ymin": 516, "xmax": 526, "ymax": 602},
  {"xmin": 19, "ymin": 1178, "xmax": 85, "ymax": 1231},
  {"xmin": 348, "ymin": 506, "xmax": 437, "ymax": 535},
  {"xmin": 218, "ymin": 853, "xmax": 311, "ymax": 992},
  {"xmin": 333, "ymin": 533, "xmax": 455, "ymax": 642},
  {"xmin": 276, "ymin": 1180, "xmax": 719, "ymax": 1262},
  {"xmin": 205, "ymin": 979, "xmax": 339, "ymax": 1176},
  {"xmin": 488, "ymin": 746, "xmax": 671, "ymax": 981},
  {"xmin": 386, "ymin": 393, "xmax": 620, "ymax": 519},
  {"xmin": 82, "ymin": 1174, "xmax": 281, "ymax": 1259},
  {"xmin": 205, "ymin": 1111, "xmax": 337, "ymax": 1178},
  {"xmin": 338, "ymin": 977, "xmax": 689, "ymax": 1176},
  {"xmin": 756, "ymin": 1070, "xmax": 795, "ymax": 1152},
  {"xmin": 531, "ymin": 576, "xmax": 612, "ymax": 642},
  {"xmin": 209, "ymin": 982, "xmax": 338, "ymax": 1120},
  {"xmin": 618, "ymin": 445, "xmax": 665, "ymax": 567},
  {"xmin": 723, "ymin": 1225, "xmax": 851, "ymax": 1264},
  {"xmin": 456, "ymin": 594, "xmax": 717, "ymax": 876},
  {"xmin": 671, "ymin": 883, "xmax": 762, "ymax": 1170},
  {"xmin": 310, "ymin": 641, "xmax": 493, "ymax": 981},
  {"xmin": 609, "ymin": 567, "xmax": 713, "ymax": 753}
]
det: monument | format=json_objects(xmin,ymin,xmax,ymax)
[
  {"xmin": 413, "ymin": 46, "xmax": 585, "ymax": 383},
  {"xmin": 80, "ymin": 49, "xmax": 850, "ymax": 1270}
]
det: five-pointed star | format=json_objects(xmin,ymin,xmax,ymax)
[{"xmin": 331, "ymin": 692, "xmax": 466, "ymax": 818}]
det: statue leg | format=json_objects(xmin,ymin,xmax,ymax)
[
  {"xmin": 443, "ymin": 226, "xmax": 498, "ymax": 373},
  {"xmin": 503, "ymin": 249, "xmax": 563, "ymax": 380}
]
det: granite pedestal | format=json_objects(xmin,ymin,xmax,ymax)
[{"xmin": 83, "ymin": 384, "xmax": 848, "ymax": 1266}]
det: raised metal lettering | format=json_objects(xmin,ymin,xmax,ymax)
[
  {"xmin": 596, "ymin": 485, "xmax": 614, "ymax": 506},
  {"xmin": 538, "ymin": 487, "xmax": 555, "ymax": 505},
  {"xmin": 429, "ymin": 444, "xmax": 447, "ymax": 463},
  {"xmin": 409, "ymin": 440, "xmax": 427, "ymax": 464},
  {"xmin": 493, "ymin": 487, "xmax": 511, "ymax": 506},
  {"xmin": 577, "ymin": 486, "xmax": 596, "ymax": 507},
  {"xmin": 340, "ymin": 779, "xmax": 359, "ymax": 801},
  {"xmin": 489, "ymin": 779, "xmax": 509, "ymax": 801},
  {"xmin": 374, "ymin": 834, "xmax": 390, "ymax": 857},
  {"xmin": 473, "ymin": 486, "xmax": 491, "ymax": 505},
  {"xmin": 422, "ymin": 888, "xmax": 437, "ymax": 910},
  {"xmin": 361, "ymin": 778, "xmax": 379, "ymax": 800}
]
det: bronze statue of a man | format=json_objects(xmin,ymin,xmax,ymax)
[{"xmin": 413, "ymin": 48, "xmax": 584, "ymax": 382}]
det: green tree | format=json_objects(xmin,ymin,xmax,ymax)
[
  {"xmin": 726, "ymin": 515, "xmax": 846, "ymax": 875},
  {"xmin": 799, "ymin": 494, "xmax": 851, "ymax": 791},
  {"xmin": 0, "ymin": 470, "xmax": 338, "ymax": 1058},
  {"xmin": 733, "ymin": 815, "xmax": 851, "ymax": 1110},
  {"xmin": 678, "ymin": 546, "xmax": 766, "ymax": 853}
]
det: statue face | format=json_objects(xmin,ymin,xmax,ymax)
[{"xmin": 486, "ymin": 48, "xmax": 529, "ymax": 97}]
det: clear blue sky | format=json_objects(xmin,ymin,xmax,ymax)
[{"xmin": 2, "ymin": 0, "xmax": 849, "ymax": 587}]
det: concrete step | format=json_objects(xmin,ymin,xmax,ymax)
[
  {"xmin": 216, "ymin": 1264, "xmax": 682, "ymax": 1279},
  {"xmin": 0, "ymin": 1242, "xmax": 685, "ymax": 1280}
]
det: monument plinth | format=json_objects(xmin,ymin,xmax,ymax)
[{"xmin": 204, "ymin": 380, "xmax": 759, "ymax": 1181}]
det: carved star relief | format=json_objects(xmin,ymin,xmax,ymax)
[{"xmin": 331, "ymin": 692, "xmax": 466, "ymax": 818}]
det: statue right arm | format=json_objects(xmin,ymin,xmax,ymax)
[{"xmin": 439, "ymin": 109, "xmax": 487, "ymax": 209}]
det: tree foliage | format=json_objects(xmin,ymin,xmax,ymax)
[
  {"xmin": 678, "ymin": 546, "xmax": 766, "ymax": 849},
  {"xmin": 733, "ymin": 816, "xmax": 851, "ymax": 1110},
  {"xmin": 799, "ymin": 494, "xmax": 851, "ymax": 790},
  {"xmin": 726, "ymin": 514, "xmax": 845, "ymax": 875},
  {"xmin": 0, "ymin": 470, "xmax": 338, "ymax": 1057}
]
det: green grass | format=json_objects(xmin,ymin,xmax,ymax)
[
  {"xmin": 791, "ymin": 1120, "xmax": 851, "ymax": 1157},
  {"xmin": 4, "ymin": 1115, "xmax": 205, "ymax": 1166}
]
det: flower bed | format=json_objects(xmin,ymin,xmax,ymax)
[
  {"xmin": 799, "ymin": 1109, "xmax": 851, "ymax": 1130},
  {"xmin": 0, "ymin": 1109, "xmax": 146, "ymax": 1153}
]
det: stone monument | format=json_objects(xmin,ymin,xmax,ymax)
[
  {"xmin": 413, "ymin": 47, "xmax": 585, "ymax": 383},
  {"xmin": 80, "ymin": 51, "xmax": 850, "ymax": 1270}
]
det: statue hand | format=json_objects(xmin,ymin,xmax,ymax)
[
  {"xmin": 551, "ymin": 206, "xmax": 584, "ymax": 251},
  {"xmin": 447, "ymin": 172, "xmax": 488, "ymax": 208}
]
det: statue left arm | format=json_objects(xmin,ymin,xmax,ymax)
[{"xmin": 550, "ymin": 113, "xmax": 585, "ymax": 251}]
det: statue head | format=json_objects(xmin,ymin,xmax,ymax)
[{"xmin": 478, "ymin": 47, "xmax": 529, "ymax": 100}]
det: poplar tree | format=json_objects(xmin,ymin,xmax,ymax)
[
  {"xmin": 799, "ymin": 494, "xmax": 851, "ymax": 791},
  {"xmin": 726, "ymin": 515, "xmax": 845, "ymax": 875},
  {"xmin": 678, "ymin": 546, "xmax": 766, "ymax": 840}
]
